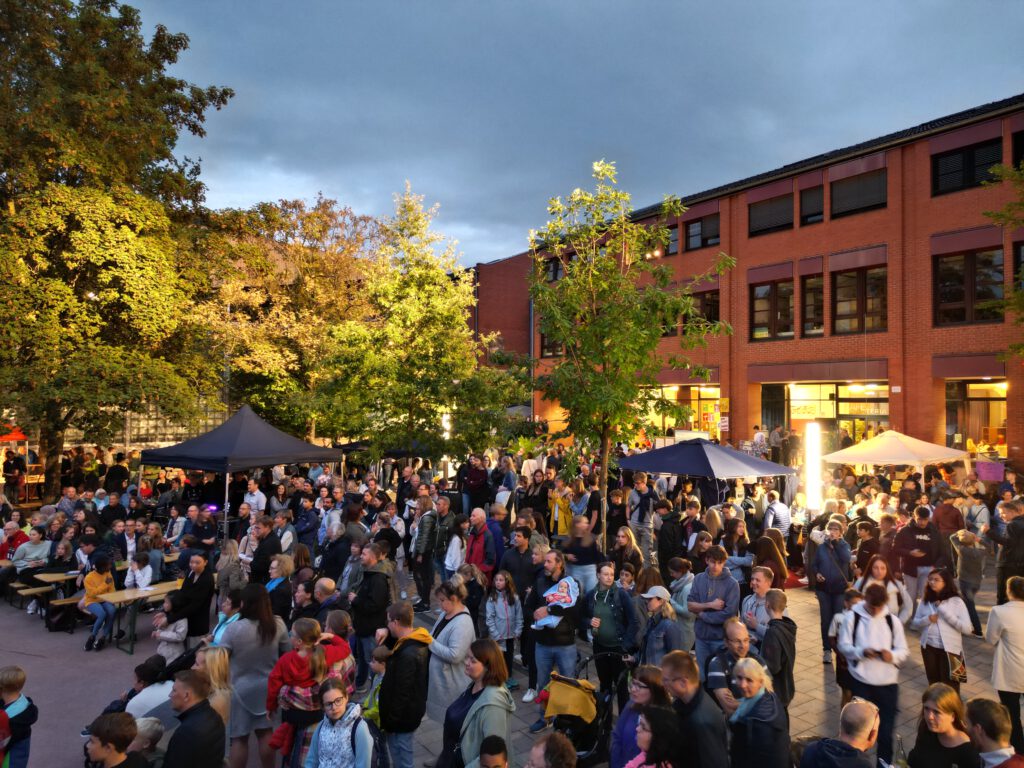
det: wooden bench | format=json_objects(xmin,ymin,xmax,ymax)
[
  {"xmin": 5, "ymin": 581, "xmax": 27, "ymax": 605},
  {"xmin": 49, "ymin": 596, "xmax": 80, "ymax": 607},
  {"xmin": 14, "ymin": 585, "xmax": 53, "ymax": 609}
]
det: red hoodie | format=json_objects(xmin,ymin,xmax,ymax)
[
  {"xmin": 0, "ymin": 531, "xmax": 28, "ymax": 560},
  {"xmin": 267, "ymin": 635, "xmax": 350, "ymax": 712}
]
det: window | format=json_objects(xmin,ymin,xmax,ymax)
[
  {"xmin": 750, "ymin": 280, "xmax": 794, "ymax": 341},
  {"xmin": 693, "ymin": 290, "xmax": 720, "ymax": 322},
  {"xmin": 748, "ymin": 194, "xmax": 793, "ymax": 237},
  {"xmin": 666, "ymin": 226, "xmax": 679, "ymax": 256},
  {"xmin": 540, "ymin": 333, "xmax": 563, "ymax": 357},
  {"xmin": 832, "ymin": 267, "xmax": 887, "ymax": 334},
  {"xmin": 831, "ymin": 169, "xmax": 887, "ymax": 218},
  {"xmin": 544, "ymin": 258, "xmax": 564, "ymax": 282},
  {"xmin": 800, "ymin": 186, "xmax": 824, "ymax": 225},
  {"xmin": 1014, "ymin": 131, "xmax": 1023, "ymax": 168},
  {"xmin": 685, "ymin": 214, "xmax": 720, "ymax": 251},
  {"xmin": 1016, "ymin": 243, "xmax": 1024, "ymax": 288},
  {"xmin": 801, "ymin": 275, "xmax": 824, "ymax": 336},
  {"xmin": 932, "ymin": 138, "xmax": 1002, "ymax": 196},
  {"xmin": 934, "ymin": 249, "xmax": 1004, "ymax": 326}
]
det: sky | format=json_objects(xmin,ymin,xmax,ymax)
[{"xmin": 132, "ymin": 1, "xmax": 1024, "ymax": 266}]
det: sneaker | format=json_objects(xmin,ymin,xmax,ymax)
[
  {"xmin": 514, "ymin": 653, "xmax": 523, "ymax": 665},
  {"xmin": 529, "ymin": 718, "xmax": 550, "ymax": 734},
  {"xmin": 95, "ymin": 637, "xmax": 107, "ymax": 651},
  {"xmin": 822, "ymin": 650, "xmax": 832, "ymax": 664},
  {"xmin": 85, "ymin": 636, "xmax": 96, "ymax": 652},
  {"xmin": 522, "ymin": 688, "xmax": 537, "ymax": 703},
  {"xmin": 413, "ymin": 603, "xmax": 430, "ymax": 613},
  {"xmin": 505, "ymin": 679, "xmax": 520, "ymax": 690},
  {"xmin": 80, "ymin": 727, "xmax": 91, "ymax": 738},
  {"xmin": 25, "ymin": 600, "xmax": 37, "ymax": 615}
]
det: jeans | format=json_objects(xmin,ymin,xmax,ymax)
[
  {"xmin": 535, "ymin": 643, "xmax": 577, "ymax": 692},
  {"xmin": 355, "ymin": 633, "xmax": 377, "ymax": 687},
  {"xmin": 462, "ymin": 493, "xmax": 472, "ymax": 518},
  {"xmin": 903, "ymin": 565, "xmax": 932, "ymax": 610},
  {"xmin": 630, "ymin": 522, "xmax": 655, "ymax": 569},
  {"xmin": 958, "ymin": 579, "xmax": 983, "ymax": 634},
  {"xmin": 522, "ymin": 628, "xmax": 537, "ymax": 689},
  {"xmin": 849, "ymin": 679, "xmax": 898, "ymax": 763},
  {"xmin": 6, "ymin": 736, "xmax": 29, "ymax": 768},
  {"xmin": 815, "ymin": 591, "xmax": 845, "ymax": 653},
  {"xmin": 694, "ymin": 637, "xmax": 722, "ymax": 682},
  {"xmin": 567, "ymin": 563, "xmax": 597, "ymax": 595},
  {"xmin": 998, "ymin": 690, "xmax": 1024, "ymax": 755},
  {"xmin": 387, "ymin": 731, "xmax": 414, "ymax": 768},
  {"xmin": 87, "ymin": 602, "xmax": 116, "ymax": 638},
  {"xmin": 433, "ymin": 558, "xmax": 445, "ymax": 587}
]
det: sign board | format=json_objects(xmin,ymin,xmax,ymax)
[
  {"xmin": 977, "ymin": 461, "xmax": 1005, "ymax": 482},
  {"xmin": 719, "ymin": 416, "xmax": 730, "ymax": 432},
  {"xmin": 891, "ymin": 386, "xmax": 902, "ymax": 393},
  {"xmin": 720, "ymin": 398, "xmax": 730, "ymax": 413}
]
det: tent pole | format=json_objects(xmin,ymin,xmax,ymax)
[{"xmin": 223, "ymin": 471, "xmax": 231, "ymax": 542}]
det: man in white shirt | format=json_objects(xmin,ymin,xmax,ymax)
[
  {"xmin": 965, "ymin": 697, "xmax": 1021, "ymax": 768},
  {"xmin": 838, "ymin": 583, "xmax": 909, "ymax": 765},
  {"xmin": 243, "ymin": 479, "xmax": 266, "ymax": 516}
]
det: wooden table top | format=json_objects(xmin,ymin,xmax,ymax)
[
  {"xmin": 98, "ymin": 579, "xmax": 182, "ymax": 606},
  {"xmin": 34, "ymin": 571, "xmax": 79, "ymax": 584}
]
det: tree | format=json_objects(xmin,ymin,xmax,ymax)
[
  {"xmin": 530, "ymin": 160, "xmax": 734, "ymax": 542},
  {"xmin": 198, "ymin": 196, "xmax": 377, "ymax": 439},
  {"xmin": 984, "ymin": 161, "xmax": 1024, "ymax": 357},
  {"xmin": 0, "ymin": 0, "xmax": 232, "ymax": 498},
  {"xmin": 317, "ymin": 185, "xmax": 528, "ymax": 461}
]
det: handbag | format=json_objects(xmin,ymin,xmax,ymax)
[{"xmin": 946, "ymin": 650, "xmax": 967, "ymax": 683}]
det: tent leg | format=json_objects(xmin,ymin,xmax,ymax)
[{"xmin": 223, "ymin": 472, "xmax": 231, "ymax": 542}]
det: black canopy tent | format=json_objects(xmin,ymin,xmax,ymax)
[{"xmin": 140, "ymin": 405, "xmax": 341, "ymax": 536}]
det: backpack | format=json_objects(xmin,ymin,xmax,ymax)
[
  {"xmin": 850, "ymin": 610, "xmax": 895, "ymax": 649},
  {"xmin": 45, "ymin": 602, "xmax": 79, "ymax": 634},
  {"xmin": 351, "ymin": 716, "xmax": 391, "ymax": 768}
]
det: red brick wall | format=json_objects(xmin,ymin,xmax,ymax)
[{"xmin": 474, "ymin": 252, "xmax": 532, "ymax": 356}]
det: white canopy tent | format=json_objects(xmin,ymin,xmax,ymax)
[{"xmin": 823, "ymin": 429, "xmax": 968, "ymax": 466}]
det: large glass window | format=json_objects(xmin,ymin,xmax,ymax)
[
  {"xmin": 694, "ymin": 290, "xmax": 720, "ymax": 323},
  {"xmin": 801, "ymin": 275, "xmax": 824, "ymax": 336},
  {"xmin": 932, "ymin": 138, "xmax": 1002, "ymax": 196},
  {"xmin": 749, "ymin": 194, "xmax": 794, "ymax": 237},
  {"xmin": 934, "ymin": 249, "xmax": 1004, "ymax": 326},
  {"xmin": 831, "ymin": 169, "xmax": 887, "ymax": 218},
  {"xmin": 945, "ymin": 380, "xmax": 1008, "ymax": 453},
  {"xmin": 750, "ymin": 280, "xmax": 794, "ymax": 341},
  {"xmin": 685, "ymin": 214, "xmax": 720, "ymax": 251},
  {"xmin": 832, "ymin": 266, "xmax": 887, "ymax": 334},
  {"xmin": 666, "ymin": 226, "xmax": 679, "ymax": 256}
]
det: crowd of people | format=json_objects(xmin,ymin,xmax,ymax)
[{"xmin": 0, "ymin": 441, "xmax": 1023, "ymax": 768}]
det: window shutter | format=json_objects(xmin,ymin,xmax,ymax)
[
  {"xmin": 800, "ymin": 186, "xmax": 823, "ymax": 219},
  {"xmin": 972, "ymin": 141, "xmax": 1002, "ymax": 184},
  {"xmin": 831, "ymin": 169, "xmax": 887, "ymax": 217},
  {"xmin": 749, "ymin": 194, "xmax": 793, "ymax": 234},
  {"xmin": 704, "ymin": 214, "xmax": 720, "ymax": 243}
]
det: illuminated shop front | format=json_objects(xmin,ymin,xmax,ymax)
[
  {"xmin": 761, "ymin": 382, "xmax": 889, "ymax": 449},
  {"xmin": 644, "ymin": 384, "xmax": 722, "ymax": 440},
  {"xmin": 945, "ymin": 379, "xmax": 1008, "ymax": 455}
]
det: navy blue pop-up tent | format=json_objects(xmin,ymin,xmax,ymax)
[
  {"xmin": 618, "ymin": 438, "xmax": 797, "ymax": 478},
  {"xmin": 141, "ymin": 405, "xmax": 341, "ymax": 532}
]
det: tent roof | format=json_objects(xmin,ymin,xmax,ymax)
[
  {"xmin": 618, "ymin": 438, "xmax": 797, "ymax": 479},
  {"xmin": 823, "ymin": 429, "xmax": 967, "ymax": 466},
  {"xmin": 140, "ymin": 405, "xmax": 341, "ymax": 473}
]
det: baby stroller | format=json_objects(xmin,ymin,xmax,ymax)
[{"xmin": 544, "ymin": 652, "xmax": 621, "ymax": 768}]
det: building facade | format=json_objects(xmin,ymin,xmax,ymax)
[{"xmin": 474, "ymin": 93, "xmax": 1024, "ymax": 466}]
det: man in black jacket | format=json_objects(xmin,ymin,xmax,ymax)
[
  {"xmin": 165, "ymin": 670, "xmax": 225, "ymax": 768},
  {"xmin": 661, "ymin": 650, "xmax": 728, "ymax": 768},
  {"xmin": 799, "ymin": 700, "xmax": 878, "ymax": 768},
  {"xmin": 893, "ymin": 506, "xmax": 942, "ymax": 610},
  {"xmin": 525, "ymin": 550, "xmax": 580, "ymax": 732},
  {"xmin": 156, "ymin": 552, "xmax": 215, "ymax": 646},
  {"xmin": 985, "ymin": 500, "xmax": 1024, "ymax": 604},
  {"xmin": 656, "ymin": 500, "xmax": 684, "ymax": 583},
  {"xmin": 378, "ymin": 601, "xmax": 432, "ymax": 768},
  {"xmin": 349, "ymin": 542, "xmax": 391, "ymax": 688},
  {"xmin": 760, "ymin": 589, "xmax": 797, "ymax": 708},
  {"xmin": 249, "ymin": 517, "xmax": 281, "ymax": 584},
  {"xmin": 500, "ymin": 526, "xmax": 538, "ymax": 598}
]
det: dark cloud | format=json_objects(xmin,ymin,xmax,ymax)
[{"xmin": 133, "ymin": 0, "xmax": 1024, "ymax": 265}]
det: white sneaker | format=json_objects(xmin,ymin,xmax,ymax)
[
  {"xmin": 400, "ymin": 590, "xmax": 408, "ymax": 600},
  {"xmin": 25, "ymin": 600, "xmax": 38, "ymax": 615},
  {"xmin": 523, "ymin": 688, "xmax": 537, "ymax": 703}
]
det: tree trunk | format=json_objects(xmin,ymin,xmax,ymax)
[
  {"xmin": 38, "ymin": 417, "xmax": 65, "ymax": 503},
  {"xmin": 598, "ymin": 423, "xmax": 612, "ymax": 552}
]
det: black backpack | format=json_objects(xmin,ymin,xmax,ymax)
[
  {"xmin": 350, "ymin": 716, "xmax": 391, "ymax": 768},
  {"xmin": 45, "ymin": 602, "xmax": 79, "ymax": 633}
]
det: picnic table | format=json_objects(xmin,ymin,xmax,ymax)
[
  {"xmin": 99, "ymin": 579, "xmax": 183, "ymax": 655},
  {"xmin": 0, "ymin": 559, "xmax": 11, "ymax": 568}
]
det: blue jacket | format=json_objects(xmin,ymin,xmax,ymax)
[
  {"xmin": 293, "ymin": 506, "xmax": 319, "ymax": 551},
  {"xmin": 639, "ymin": 614, "xmax": 684, "ymax": 666},
  {"xmin": 610, "ymin": 702, "xmax": 642, "ymax": 768},
  {"xmin": 813, "ymin": 538, "xmax": 852, "ymax": 595},
  {"xmin": 486, "ymin": 518, "xmax": 506, "ymax": 567}
]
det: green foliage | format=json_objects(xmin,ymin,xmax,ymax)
[
  {"xmin": 317, "ymin": 185, "xmax": 528, "ymax": 460},
  {"xmin": 199, "ymin": 196, "xmax": 377, "ymax": 438},
  {"xmin": 530, "ymin": 160, "xmax": 734, "ymax": 498},
  {"xmin": 984, "ymin": 162, "xmax": 1024, "ymax": 358}
]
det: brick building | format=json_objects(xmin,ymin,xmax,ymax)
[{"xmin": 473, "ymin": 93, "xmax": 1024, "ymax": 467}]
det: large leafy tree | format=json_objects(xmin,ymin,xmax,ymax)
[
  {"xmin": 199, "ymin": 196, "xmax": 377, "ymax": 439},
  {"xmin": 318, "ymin": 186, "xmax": 528, "ymax": 461},
  {"xmin": 0, "ymin": 0, "xmax": 232, "ymax": 498},
  {"xmin": 530, "ymin": 161, "xmax": 733, "ymax": 539}
]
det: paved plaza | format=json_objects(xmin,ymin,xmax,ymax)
[{"xmin": 2, "ymin": 569, "xmax": 1000, "ymax": 767}]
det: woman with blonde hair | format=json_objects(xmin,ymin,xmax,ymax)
[
  {"xmin": 194, "ymin": 644, "xmax": 232, "ymax": 725},
  {"xmin": 703, "ymin": 506, "xmax": 723, "ymax": 542},
  {"xmin": 266, "ymin": 554, "xmax": 295, "ymax": 622},
  {"xmin": 907, "ymin": 683, "xmax": 978, "ymax": 767},
  {"xmin": 611, "ymin": 526, "xmax": 644, "ymax": 577},
  {"xmin": 637, "ymin": 585, "xmax": 683, "ymax": 667},
  {"xmin": 728, "ymin": 657, "xmax": 789, "ymax": 768},
  {"xmin": 217, "ymin": 539, "xmax": 248, "ymax": 605}
]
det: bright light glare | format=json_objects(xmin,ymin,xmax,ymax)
[{"xmin": 804, "ymin": 422, "xmax": 823, "ymax": 511}]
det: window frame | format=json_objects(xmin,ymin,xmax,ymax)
[
  {"xmin": 684, "ymin": 214, "xmax": 721, "ymax": 251},
  {"xmin": 799, "ymin": 186, "xmax": 824, "ymax": 226},
  {"xmin": 933, "ymin": 249, "xmax": 1005, "ymax": 327},
  {"xmin": 748, "ymin": 193, "xmax": 794, "ymax": 237},
  {"xmin": 666, "ymin": 226, "xmax": 679, "ymax": 256},
  {"xmin": 831, "ymin": 266, "xmax": 888, "ymax": 335},
  {"xmin": 539, "ymin": 333, "xmax": 563, "ymax": 358},
  {"xmin": 830, "ymin": 168, "xmax": 887, "ymax": 219},
  {"xmin": 749, "ymin": 279, "xmax": 795, "ymax": 342},
  {"xmin": 544, "ymin": 257, "xmax": 564, "ymax": 282},
  {"xmin": 931, "ymin": 138, "xmax": 1003, "ymax": 197},
  {"xmin": 1014, "ymin": 131, "xmax": 1024, "ymax": 169},
  {"xmin": 800, "ymin": 274, "xmax": 825, "ymax": 337},
  {"xmin": 693, "ymin": 290, "xmax": 720, "ymax": 323}
]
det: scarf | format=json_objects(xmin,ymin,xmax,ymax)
[
  {"xmin": 266, "ymin": 577, "xmax": 286, "ymax": 592},
  {"xmin": 730, "ymin": 687, "xmax": 766, "ymax": 723}
]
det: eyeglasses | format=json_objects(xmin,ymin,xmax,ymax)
[
  {"xmin": 629, "ymin": 679, "xmax": 649, "ymax": 690},
  {"xmin": 323, "ymin": 697, "xmax": 347, "ymax": 709}
]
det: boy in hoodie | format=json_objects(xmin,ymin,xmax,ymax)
[
  {"xmin": 0, "ymin": 666, "xmax": 37, "ymax": 768},
  {"xmin": 378, "ymin": 601, "xmax": 433, "ymax": 768},
  {"xmin": 687, "ymin": 545, "xmax": 740, "ymax": 681},
  {"xmin": 837, "ymin": 583, "xmax": 909, "ymax": 764},
  {"xmin": 759, "ymin": 589, "xmax": 796, "ymax": 708},
  {"xmin": 799, "ymin": 699, "xmax": 878, "ymax": 768}
]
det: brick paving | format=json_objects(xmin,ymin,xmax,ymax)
[{"xmin": 1, "ymin": 567, "xmax": 999, "ymax": 767}]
